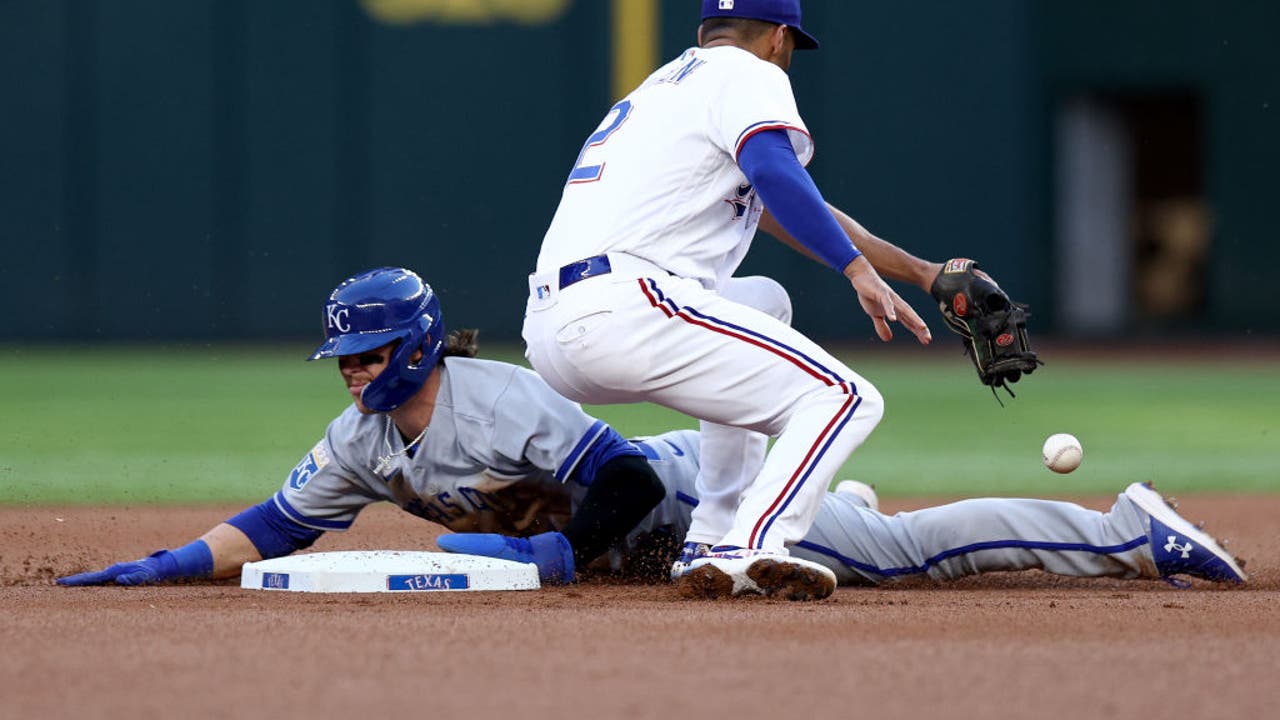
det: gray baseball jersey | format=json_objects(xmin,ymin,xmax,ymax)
[
  {"xmin": 271, "ymin": 357, "xmax": 1155, "ymax": 584},
  {"xmin": 274, "ymin": 356, "xmax": 621, "ymax": 537}
]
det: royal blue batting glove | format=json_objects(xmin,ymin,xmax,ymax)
[
  {"xmin": 436, "ymin": 531, "xmax": 575, "ymax": 584},
  {"xmin": 57, "ymin": 540, "xmax": 214, "ymax": 586}
]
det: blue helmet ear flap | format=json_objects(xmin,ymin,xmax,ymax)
[{"xmin": 359, "ymin": 300, "xmax": 446, "ymax": 412}]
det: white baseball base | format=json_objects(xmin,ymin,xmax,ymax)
[{"xmin": 240, "ymin": 550, "xmax": 540, "ymax": 593}]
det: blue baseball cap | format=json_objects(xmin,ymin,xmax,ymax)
[{"xmin": 701, "ymin": 0, "xmax": 820, "ymax": 50}]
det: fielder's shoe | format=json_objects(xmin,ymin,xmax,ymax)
[
  {"xmin": 669, "ymin": 541, "xmax": 713, "ymax": 581},
  {"xmin": 678, "ymin": 547, "xmax": 837, "ymax": 601},
  {"xmin": 1123, "ymin": 481, "xmax": 1247, "ymax": 585},
  {"xmin": 834, "ymin": 479, "xmax": 879, "ymax": 512}
]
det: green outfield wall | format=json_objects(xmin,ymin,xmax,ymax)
[{"xmin": 2, "ymin": 0, "xmax": 1276, "ymax": 342}]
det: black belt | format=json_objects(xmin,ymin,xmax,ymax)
[{"xmin": 558, "ymin": 255, "xmax": 612, "ymax": 290}]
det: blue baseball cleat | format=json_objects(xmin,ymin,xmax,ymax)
[
  {"xmin": 1124, "ymin": 482, "xmax": 1247, "ymax": 585},
  {"xmin": 436, "ymin": 531, "xmax": 575, "ymax": 584}
]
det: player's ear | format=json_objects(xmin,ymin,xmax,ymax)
[
  {"xmin": 696, "ymin": 24, "xmax": 705, "ymax": 47},
  {"xmin": 772, "ymin": 24, "xmax": 789, "ymax": 55}
]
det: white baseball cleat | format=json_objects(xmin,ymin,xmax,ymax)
[
  {"xmin": 833, "ymin": 480, "xmax": 879, "ymax": 512},
  {"xmin": 677, "ymin": 548, "xmax": 837, "ymax": 601}
]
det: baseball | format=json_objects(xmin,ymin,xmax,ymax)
[{"xmin": 1042, "ymin": 433, "xmax": 1083, "ymax": 473}]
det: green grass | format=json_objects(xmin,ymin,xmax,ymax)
[{"xmin": 1, "ymin": 345, "xmax": 1276, "ymax": 505}]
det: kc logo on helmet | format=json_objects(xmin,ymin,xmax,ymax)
[
  {"xmin": 719, "ymin": 0, "xmax": 734, "ymax": 9},
  {"xmin": 326, "ymin": 304, "xmax": 352, "ymax": 332}
]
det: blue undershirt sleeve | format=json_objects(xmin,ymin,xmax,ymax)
[
  {"xmin": 225, "ymin": 499, "xmax": 325, "ymax": 559},
  {"xmin": 737, "ymin": 129, "xmax": 861, "ymax": 272}
]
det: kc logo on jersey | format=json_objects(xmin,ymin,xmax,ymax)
[{"xmin": 289, "ymin": 441, "xmax": 332, "ymax": 490}]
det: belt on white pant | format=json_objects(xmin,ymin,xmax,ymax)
[{"xmin": 528, "ymin": 253, "xmax": 670, "ymax": 304}]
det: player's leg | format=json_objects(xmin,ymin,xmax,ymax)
[
  {"xmin": 792, "ymin": 485, "xmax": 1242, "ymax": 586},
  {"xmin": 679, "ymin": 276, "xmax": 790, "ymax": 567},
  {"xmin": 524, "ymin": 269, "xmax": 882, "ymax": 597},
  {"xmin": 624, "ymin": 276, "xmax": 882, "ymax": 598},
  {"xmin": 620, "ymin": 275, "xmax": 881, "ymax": 552}
]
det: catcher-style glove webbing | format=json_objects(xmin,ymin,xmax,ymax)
[{"xmin": 931, "ymin": 258, "xmax": 1042, "ymax": 400}]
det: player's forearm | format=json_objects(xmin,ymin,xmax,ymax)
[
  {"xmin": 758, "ymin": 209, "xmax": 822, "ymax": 263},
  {"xmin": 198, "ymin": 522, "xmax": 265, "ymax": 579},
  {"xmin": 824, "ymin": 203, "xmax": 941, "ymax": 292}
]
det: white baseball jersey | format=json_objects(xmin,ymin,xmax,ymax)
[{"xmin": 537, "ymin": 45, "xmax": 813, "ymax": 290}]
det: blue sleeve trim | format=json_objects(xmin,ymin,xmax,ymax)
[
  {"xmin": 271, "ymin": 491, "xmax": 355, "ymax": 531},
  {"xmin": 226, "ymin": 498, "xmax": 325, "ymax": 559},
  {"xmin": 734, "ymin": 121, "xmax": 813, "ymax": 165},
  {"xmin": 560, "ymin": 423, "xmax": 645, "ymax": 487},
  {"xmin": 555, "ymin": 420, "xmax": 606, "ymax": 482},
  {"xmin": 738, "ymin": 129, "xmax": 860, "ymax": 272}
]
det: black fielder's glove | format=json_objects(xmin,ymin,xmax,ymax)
[{"xmin": 930, "ymin": 258, "xmax": 1043, "ymax": 399}]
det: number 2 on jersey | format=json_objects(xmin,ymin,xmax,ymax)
[{"xmin": 567, "ymin": 99, "xmax": 632, "ymax": 185}]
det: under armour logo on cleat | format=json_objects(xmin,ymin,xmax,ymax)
[{"xmin": 1164, "ymin": 535, "xmax": 1194, "ymax": 559}]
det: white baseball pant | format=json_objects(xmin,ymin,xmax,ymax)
[{"xmin": 523, "ymin": 253, "xmax": 883, "ymax": 553}]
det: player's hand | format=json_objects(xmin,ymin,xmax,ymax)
[
  {"xmin": 844, "ymin": 256, "xmax": 931, "ymax": 344},
  {"xmin": 437, "ymin": 531, "xmax": 575, "ymax": 584},
  {"xmin": 57, "ymin": 550, "xmax": 180, "ymax": 586}
]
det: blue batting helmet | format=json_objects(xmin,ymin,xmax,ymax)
[{"xmin": 308, "ymin": 267, "xmax": 445, "ymax": 412}]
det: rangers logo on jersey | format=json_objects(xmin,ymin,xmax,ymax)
[{"xmin": 724, "ymin": 183, "xmax": 755, "ymax": 219}]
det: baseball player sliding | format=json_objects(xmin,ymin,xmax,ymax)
[
  {"xmin": 58, "ymin": 267, "xmax": 1246, "ymax": 592},
  {"xmin": 521, "ymin": 0, "xmax": 1038, "ymax": 599}
]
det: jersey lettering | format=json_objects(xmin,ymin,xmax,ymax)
[
  {"xmin": 404, "ymin": 498, "xmax": 452, "ymax": 525},
  {"xmin": 436, "ymin": 491, "xmax": 463, "ymax": 515},
  {"xmin": 567, "ymin": 100, "xmax": 633, "ymax": 185},
  {"xmin": 658, "ymin": 52, "xmax": 706, "ymax": 85},
  {"xmin": 457, "ymin": 486, "xmax": 493, "ymax": 511}
]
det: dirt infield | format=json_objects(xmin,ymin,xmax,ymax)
[{"xmin": 4, "ymin": 494, "xmax": 1278, "ymax": 720}]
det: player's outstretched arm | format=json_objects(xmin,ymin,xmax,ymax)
[
  {"xmin": 56, "ymin": 521, "xmax": 263, "ymax": 586},
  {"xmin": 759, "ymin": 204, "xmax": 942, "ymax": 293},
  {"xmin": 740, "ymin": 130, "xmax": 931, "ymax": 344},
  {"xmin": 200, "ymin": 522, "xmax": 266, "ymax": 579}
]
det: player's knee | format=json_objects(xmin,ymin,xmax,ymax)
[
  {"xmin": 722, "ymin": 275, "xmax": 793, "ymax": 325},
  {"xmin": 752, "ymin": 276, "xmax": 793, "ymax": 325},
  {"xmin": 854, "ymin": 381, "xmax": 885, "ymax": 426}
]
